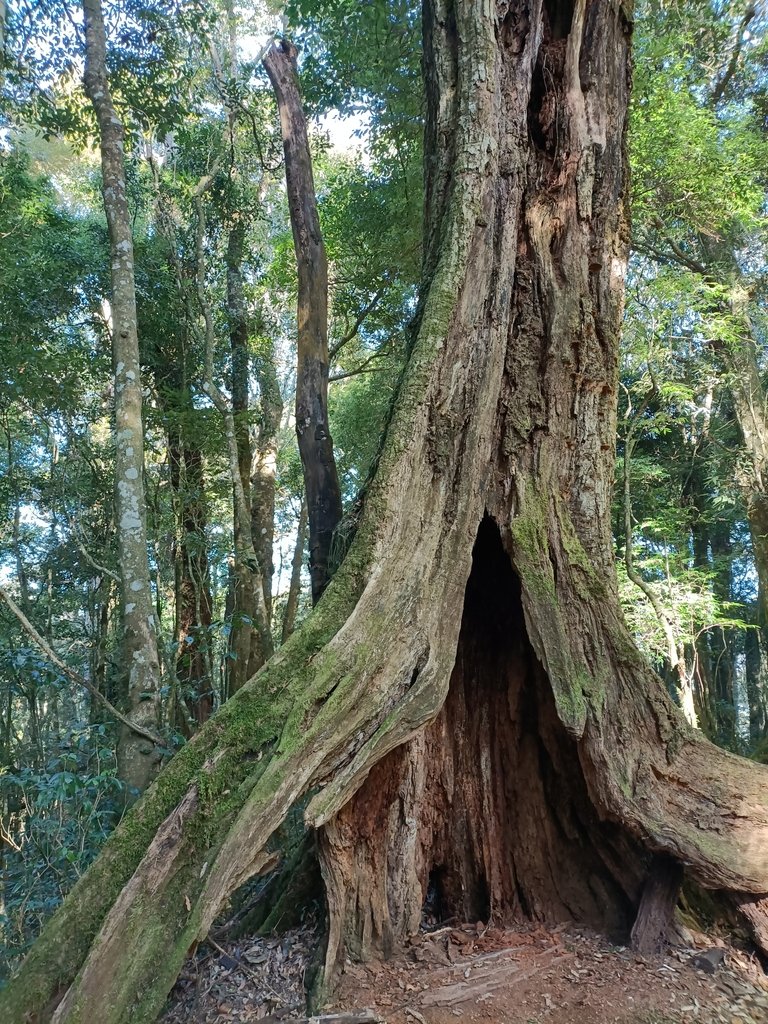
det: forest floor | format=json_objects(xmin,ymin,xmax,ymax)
[{"xmin": 163, "ymin": 920, "xmax": 768, "ymax": 1024}]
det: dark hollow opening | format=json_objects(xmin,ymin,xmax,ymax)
[
  {"xmin": 423, "ymin": 866, "xmax": 449, "ymax": 928},
  {"xmin": 418, "ymin": 515, "xmax": 638, "ymax": 934},
  {"xmin": 336, "ymin": 516, "xmax": 645, "ymax": 962},
  {"xmin": 543, "ymin": 0, "xmax": 575, "ymax": 40},
  {"xmin": 527, "ymin": 61, "xmax": 551, "ymax": 153}
]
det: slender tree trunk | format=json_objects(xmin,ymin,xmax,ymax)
[
  {"xmin": 7, "ymin": 5, "xmax": 768, "ymax": 1022},
  {"xmin": 282, "ymin": 496, "xmax": 308, "ymax": 643},
  {"xmin": 251, "ymin": 311, "xmax": 283, "ymax": 627},
  {"xmin": 82, "ymin": 0, "xmax": 161, "ymax": 793},
  {"xmin": 169, "ymin": 433, "xmax": 214, "ymax": 728},
  {"xmin": 746, "ymin": 626, "xmax": 768, "ymax": 740},
  {"xmin": 151, "ymin": 167, "xmax": 274, "ymax": 693},
  {"xmin": 709, "ymin": 526, "xmax": 738, "ymax": 744},
  {"xmin": 686, "ymin": 465, "xmax": 731, "ymax": 741},
  {"xmin": 192, "ymin": 184, "xmax": 275, "ymax": 681},
  {"xmin": 225, "ymin": 220, "xmax": 265, "ymax": 691},
  {"xmin": 264, "ymin": 41, "xmax": 342, "ymax": 605},
  {"xmin": 89, "ymin": 578, "xmax": 112, "ymax": 723},
  {"xmin": 3, "ymin": 415, "xmax": 31, "ymax": 613}
]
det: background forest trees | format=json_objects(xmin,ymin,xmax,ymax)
[{"xmin": 0, "ymin": 0, "xmax": 765, "ymax": 984}]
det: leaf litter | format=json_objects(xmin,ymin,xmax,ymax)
[{"xmin": 163, "ymin": 920, "xmax": 768, "ymax": 1024}]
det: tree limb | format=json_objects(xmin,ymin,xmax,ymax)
[
  {"xmin": 0, "ymin": 584, "xmax": 162, "ymax": 746},
  {"xmin": 712, "ymin": 4, "xmax": 756, "ymax": 104},
  {"xmin": 329, "ymin": 287, "xmax": 385, "ymax": 361}
]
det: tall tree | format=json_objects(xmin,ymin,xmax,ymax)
[
  {"xmin": 82, "ymin": 0, "xmax": 162, "ymax": 792},
  {"xmin": 264, "ymin": 40, "xmax": 342, "ymax": 605},
  {"xmin": 5, "ymin": 2, "xmax": 768, "ymax": 1021},
  {"xmin": 145, "ymin": 332, "xmax": 215, "ymax": 729},
  {"xmin": 630, "ymin": 0, "xmax": 768, "ymax": 735},
  {"xmin": 225, "ymin": 216, "xmax": 266, "ymax": 688}
]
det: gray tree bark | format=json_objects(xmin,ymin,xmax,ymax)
[{"xmin": 82, "ymin": 0, "xmax": 162, "ymax": 793}]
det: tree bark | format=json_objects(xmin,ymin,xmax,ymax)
[
  {"xmin": 6, "ymin": 3, "xmax": 768, "ymax": 1022},
  {"xmin": 630, "ymin": 855, "xmax": 684, "ymax": 954},
  {"xmin": 82, "ymin": 0, "xmax": 162, "ymax": 793},
  {"xmin": 282, "ymin": 496, "xmax": 308, "ymax": 643},
  {"xmin": 263, "ymin": 40, "xmax": 342, "ymax": 606},
  {"xmin": 251, "ymin": 309, "xmax": 283, "ymax": 625},
  {"xmin": 226, "ymin": 219, "xmax": 266, "ymax": 691},
  {"xmin": 169, "ymin": 433, "xmax": 214, "ymax": 728}
]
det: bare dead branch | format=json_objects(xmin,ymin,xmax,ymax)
[{"xmin": 0, "ymin": 584, "xmax": 162, "ymax": 746}]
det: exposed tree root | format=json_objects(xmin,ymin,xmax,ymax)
[
  {"xmin": 631, "ymin": 855, "xmax": 684, "ymax": 953},
  {"xmin": 232, "ymin": 831, "xmax": 322, "ymax": 938}
]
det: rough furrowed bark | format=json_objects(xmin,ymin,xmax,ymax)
[
  {"xmin": 6, "ymin": 1, "xmax": 768, "ymax": 1022},
  {"xmin": 313, "ymin": 0, "xmax": 768, "ymax": 979}
]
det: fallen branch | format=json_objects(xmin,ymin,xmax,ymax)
[
  {"xmin": 0, "ymin": 584, "xmax": 162, "ymax": 746},
  {"xmin": 307, "ymin": 1014, "xmax": 384, "ymax": 1024}
]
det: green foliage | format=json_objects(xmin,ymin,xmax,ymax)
[
  {"xmin": 285, "ymin": 0, "xmax": 421, "ymax": 144},
  {"xmin": 0, "ymin": 723, "xmax": 126, "ymax": 982},
  {"xmin": 330, "ymin": 361, "xmax": 401, "ymax": 498},
  {"xmin": 632, "ymin": 0, "xmax": 768, "ymax": 246},
  {"xmin": 0, "ymin": 150, "xmax": 107, "ymax": 410},
  {"xmin": 617, "ymin": 556, "xmax": 749, "ymax": 668},
  {"xmin": 2, "ymin": 0, "xmax": 210, "ymax": 142},
  {"xmin": 619, "ymin": 1, "xmax": 768, "ymax": 746}
]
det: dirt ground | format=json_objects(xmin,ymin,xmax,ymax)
[{"xmin": 163, "ymin": 921, "xmax": 768, "ymax": 1024}]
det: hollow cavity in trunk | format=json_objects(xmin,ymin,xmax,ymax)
[{"xmin": 320, "ymin": 517, "xmax": 645, "ymax": 969}]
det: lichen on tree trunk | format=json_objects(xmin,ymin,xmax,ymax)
[
  {"xmin": 82, "ymin": 0, "xmax": 162, "ymax": 793},
  {"xmin": 5, "ymin": 2, "xmax": 768, "ymax": 1023}
]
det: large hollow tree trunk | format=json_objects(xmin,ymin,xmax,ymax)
[
  {"xmin": 263, "ymin": 41, "xmax": 342, "ymax": 606},
  {"xmin": 82, "ymin": 0, "xmax": 162, "ymax": 793},
  {"xmin": 6, "ymin": 3, "xmax": 768, "ymax": 1022}
]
